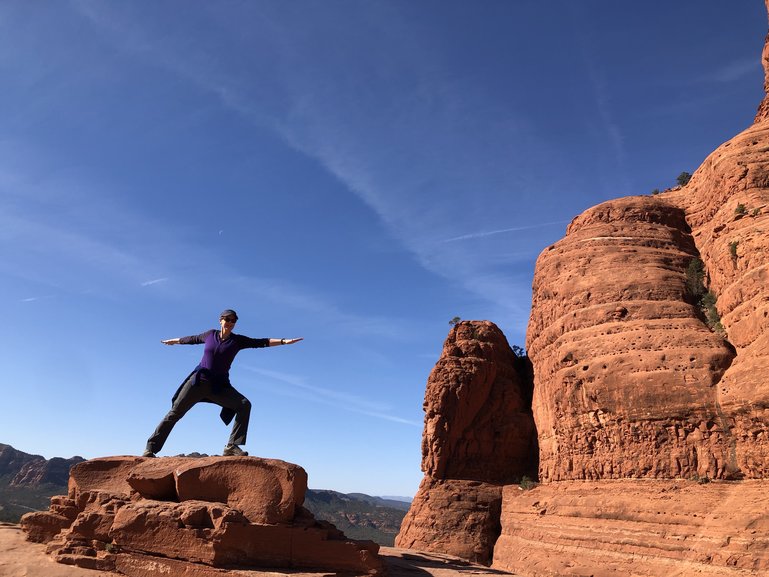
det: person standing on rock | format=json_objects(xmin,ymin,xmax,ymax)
[{"xmin": 143, "ymin": 309, "xmax": 302, "ymax": 458}]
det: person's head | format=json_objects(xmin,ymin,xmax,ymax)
[{"xmin": 219, "ymin": 309, "xmax": 238, "ymax": 330}]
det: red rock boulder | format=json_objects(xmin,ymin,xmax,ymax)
[{"xmin": 21, "ymin": 455, "xmax": 384, "ymax": 576}]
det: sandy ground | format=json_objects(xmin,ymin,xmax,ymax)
[
  {"xmin": 0, "ymin": 523, "xmax": 519, "ymax": 577},
  {"xmin": 0, "ymin": 523, "xmax": 113, "ymax": 577}
]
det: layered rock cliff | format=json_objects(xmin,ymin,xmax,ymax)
[
  {"xmin": 399, "ymin": 3, "xmax": 769, "ymax": 576},
  {"xmin": 665, "ymin": 122, "xmax": 769, "ymax": 479},
  {"xmin": 395, "ymin": 321, "xmax": 536, "ymax": 564},
  {"xmin": 527, "ymin": 195, "xmax": 738, "ymax": 482},
  {"xmin": 528, "ymin": 6, "xmax": 769, "ymax": 484},
  {"xmin": 494, "ymin": 3, "xmax": 769, "ymax": 575}
]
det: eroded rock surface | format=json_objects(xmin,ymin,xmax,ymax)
[
  {"xmin": 21, "ymin": 456, "xmax": 384, "ymax": 575},
  {"xmin": 396, "ymin": 321, "xmax": 536, "ymax": 564},
  {"xmin": 494, "ymin": 480, "xmax": 769, "ymax": 576},
  {"xmin": 665, "ymin": 124, "xmax": 769, "ymax": 479},
  {"xmin": 527, "ymin": 196, "xmax": 738, "ymax": 482},
  {"xmin": 420, "ymin": 322, "xmax": 536, "ymax": 484},
  {"xmin": 495, "ymin": 5, "xmax": 769, "ymax": 575},
  {"xmin": 396, "ymin": 478, "xmax": 502, "ymax": 566}
]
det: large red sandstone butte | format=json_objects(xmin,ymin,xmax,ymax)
[
  {"xmin": 493, "ymin": 2, "xmax": 769, "ymax": 576},
  {"xmin": 528, "ymin": 3, "xmax": 769, "ymax": 485},
  {"xmin": 527, "ymin": 195, "xmax": 738, "ymax": 482},
  {"xmin": 396, "ymin": 321, "xmax": 536, "ymax": 565},
  {"xmin": 21, "ymin": 456, "xmax": 384, "ymax": 576},
  {"xmin": 399, "ymin": 4, "xmax": 769, "ymax": 576}
]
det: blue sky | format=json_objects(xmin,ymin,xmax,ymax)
[{"xmin": 1, "ymin": 1, "xmax": 765, "ymax": 497}]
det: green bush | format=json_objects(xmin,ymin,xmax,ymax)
[
  {"xmin": 686, "ymin": 258, "xmax": 723, "ymax": 334},
  {"xmin": 677, "ymin": 172, "xmax": 692, "ymax": 186},
  {"xmin": 449, "ymin": 316, "xmax": 462, "ymax": 327},
  {"xmin": 519, "ymin": 475, "xmax": 538, "ymax": 490},
  {"xmin": 735, "ymin": 203, "xmax": 747, "ymax": 216},
  {"xmin": 685, "ymin": 258, "xmax": 706, "ymax": 299},
  {"xmin": 729, "ymin": 241, "xmax": 739, "ymax": 260}
]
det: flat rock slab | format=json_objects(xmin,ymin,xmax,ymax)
[
  {"xmin": 2, "ymin": 525, "xmax": 517, "ymax": 577},
  {"xmin": 72, "ymin": 455, "xmax": 306, "ymax": 524},
  {"xmin": 494, "ymin": 479, "xmax": 769, "ymax": 576}
]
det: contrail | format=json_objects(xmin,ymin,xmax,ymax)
[{"xmin": 442, "ymin": 220, "xmax": 569, "ymax": 243}]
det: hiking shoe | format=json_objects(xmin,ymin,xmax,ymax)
[
  {"xmin": 223, "ymin": 444, "xmax": 248, "ymax": 457},
  {"xmin": 142, "ymin": 450, "xmax": 156, "ymax": 458}
]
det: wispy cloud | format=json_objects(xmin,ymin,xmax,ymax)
[
  {"xmin": 20, "ymin": 295, "xmax": 54, "ymax": 303},
  {"xmin": 141, "ymin": 277, "xmax": 168, "ymax": 287},
  {"xmin": 71, "ymin": 2, "xmax": 569, "ymax": 332},
  {"xmin": 241, "ymin": 364, "xmax": 421, "ymax": 426},
  {"xmin": 705, "ymin": 58, "xmax": 760, "ymax": 84},
  {"xmin": 566, "ymin": 3, "xmax": 629, "ymax": 193},
  {"xmin": 442, "ymin": 221, "xmax": 570, "ymax": 243},
  {"xmin": 227, "ymin": 274, "xmax": 414, "ymax": 340}
]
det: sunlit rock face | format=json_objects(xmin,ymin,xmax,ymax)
[
  {"xmin": 664, "ymin": 126, "xmax": 769, "ymax": 477},
  {"xmin": 396, "ymin": 320, "xmax": 537, "ymax": 565},
  {"xmin": 493, "ymin": 479, "xmax": 769, "ymax": 576},
  {"xmin": 21, "ymin": 456, "xmax": 385, "ymax": 575},
  {"xmin": 527, "ymin": 196, "xmax": 737, "ymax": 482},
  {"xmin": 420, "ymin": 321, "xmax": 537, "ymax": 484},
  {"xmin": 528, "ymin": 0, "xmax": 769, "ymax": 484}
]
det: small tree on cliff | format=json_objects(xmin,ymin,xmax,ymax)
[
  {"xmin": 677, "ymin": 171, "xmax": 692, "ymax": 186},
  {"xmin": 449, "ymin": 316, "xmax": 462, "ymax": 327}
]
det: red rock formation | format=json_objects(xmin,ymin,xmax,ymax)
[
  {"xmin": 21, "ymin": 456, "xmax": 384, "ymax": 575},
  {"xmin": 420, "ymin": 322, "xmax": 536, "ymax": 484},
  {"xmin": 396, "ymin": 478, "xmax": 502, "ymax": 565},
  {"xmin": 0, "ymin": 443, "xmax": 84, "ymax": 488},
  {"xmin": 527, "ymin": 196, "xmax": 737, "ymax": 481},
  {"xmin": 492, "ymin": 5, "xmax": 769, "ymax": 576},
  {"xmin": 396, "ymin": 321, "xmax": 536, "ymax": 565},
  {"xmin": 494, "ymin": 480, "xmax": 769, "ymax": 576},
  {"xmin": 528, "ymin": 5, "xmax": 769, "ymax": 483},
  {"xmin": 664, "ymin": 122, "xmax": 769, "ymax": 479}
]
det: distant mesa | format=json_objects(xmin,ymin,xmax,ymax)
[
  {"xmin": 21, "ymin": 455, "xmax": 385, "ymax": 575},
  {"xmin": 0, "ymin": 443, "xmax": 84, "ymax": 488}
]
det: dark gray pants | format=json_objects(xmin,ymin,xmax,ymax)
[{"xmin": 146, "ymin": 373, "xmax": 251, "ymax": 453}]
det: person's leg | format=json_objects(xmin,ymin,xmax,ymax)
[
  {"xmin": 145, "ymin": 374, "xmax": 206, "ymax": 454},
  {"xmin": 208, "ymin": 386, "xmax": 251, "ymax": 447}
]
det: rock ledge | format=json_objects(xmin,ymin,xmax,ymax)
[{"xmin": 21, "ymin": 455, "xmax": 384, "ymax": 576}]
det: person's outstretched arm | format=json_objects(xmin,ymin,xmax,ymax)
[
  {"xmin": 269, "ymin": 337, "xmax": 303, "ymax": 347},
  {"xmin": 161, "ymin": 331, "xmax": 210, "ymax": 345}
]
